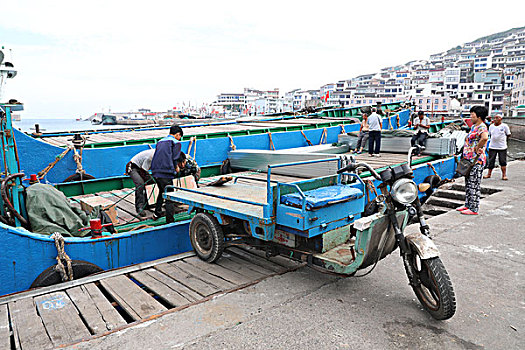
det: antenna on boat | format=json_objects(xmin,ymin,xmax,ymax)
[{"xmin": 0, "ymin": 46, "xmax": 18, "ymax": 101}]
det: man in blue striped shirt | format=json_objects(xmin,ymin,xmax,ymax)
[{"xmin": 151, "ymin": 125, "xmax": 183, "ymax": 223}]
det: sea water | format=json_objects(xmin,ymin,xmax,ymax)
[{"xmin": 13, "ymin": 118, "xmax": 133, "ymax": 133}]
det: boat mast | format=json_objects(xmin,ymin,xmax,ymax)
[{"xmin": 0, "ymin": 46, "xmax": 25, "ymax": 226}]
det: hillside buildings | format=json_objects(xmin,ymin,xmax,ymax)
[{"xmin": 213, "ymin": 27, "xmax": 525, "ymax": 117}]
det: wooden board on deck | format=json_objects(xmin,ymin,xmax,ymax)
[
  {"xmin": 100, "ymin": 275, "xmax": 167, "ymax": 321},
  {"xmin": 227, "ymin": 247, "xmax": 289, "ymax": 273},
  {"xmin": 171, "ymin": 260, "xmax": 236, "ymax": 290},
  {"xmin": 9, "ymin": 298, "xmax": 54, "ymax": 350},
  {"xmin": 66, "ymin": 283, "xmax": 126, "ymax": 334},
  {"xmin": 154, "ymin": 263, "xmax": 220, "ymax": 297},
  {"xmin": 33, "ymin": 291, "xmax": 91, "ymax": 345},
  {"xmin": 129, "ymin": 270, "xmax": 191, "ymax": 308},
  {"xmin": 183, "ymin": 256, "xmax": 252, "ymax": 286},
  {"xmin": 144, "ymin": 268, "xmax": 202, "ymax": 302},
  {"xmin": 216, "ymin": 256, "xmax": 267, "ymax": 280}
]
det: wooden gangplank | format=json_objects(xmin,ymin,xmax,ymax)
[{"xmin": 0, "ymin": 247, "xmax": 301, "ymax": 350}]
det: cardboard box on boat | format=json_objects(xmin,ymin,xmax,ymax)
[
  {"xmin": 145, "ymin": 176, "xmax": 197, "ymax": 206},
  {"xmin": 79, "ymin": 196, "xmax": 119, "ymax": 224}
]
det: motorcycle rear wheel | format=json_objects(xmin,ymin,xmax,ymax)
[{"xmin": 405, "ymin": 254, "xmax": 456, "ymax": 320}]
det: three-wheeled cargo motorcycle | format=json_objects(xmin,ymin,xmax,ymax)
[{"xmin": 166, "ymin": 155, "xmax": 456, "ymax": 320}]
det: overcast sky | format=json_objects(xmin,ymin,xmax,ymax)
[{"xmin": 1, "ymin": 0, "xmax": 524, "ymax": 118}]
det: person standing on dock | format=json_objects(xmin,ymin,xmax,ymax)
[
  {"xmin": 368, "ymin": 108, "xmax": 382, "ymax": 157},
  {"xmin": 354, "ymin": 113, "xmax": 369, "ymax": 154},
  {"xmin": 126, "ymin": 148, "xmax": 155, "ymax": 217},
  {"xmin": 151, "ymin": 125, "xmax": 184, "ymax": 223},
  {"xmin": 411, "ymin": 111, "xmax": 431, "ymax": 155},
  {"xmin": 484, "ymin": 115, "xmax": 511, "ymax": 180},
  {"xmin": 457, "ymin": 106, "xmax": 489, "ymax": 216}
]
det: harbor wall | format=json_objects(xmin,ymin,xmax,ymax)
[{"xmin": 502, "ymin": 117, "xmax": 525, "ymax": 141}]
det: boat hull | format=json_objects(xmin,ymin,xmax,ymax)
[
  {"xmin": 0, "ymin": 221, "xmax": 192, "ymax": 296},
  {"xmin": 10, "ymin": 110, "xmax": 411, "ymax": 183},
  {"xmin": 0, "ymin": 153, "xmax": 458, "ymax": 296}
]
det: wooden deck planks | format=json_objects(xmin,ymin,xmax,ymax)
[
  {"xmin": 33, "ymin": 291, "xmax": 91, "ymax": 346},
  {"xmin": 8, "ymin": 298, "xmax": 54, "ymax": 350},
  {"xmin": 155, "ymin": 263, "xmax": 221, "ymax": 297},
  {"xmin": 227, "ymin": 247, "xmax": 289, "ymax": 273},
  {"xmin": 66, "ymin": 284, "xmax": 126, "ymax": 334},
  {"xmin": 171, "ymin": 260, "xmax": 236, "ymax": 290},
  {"xmin": 215, "ymin": 256, "xmax": 267, "ymax": 280},
  {"xmin": 100, "ymin": 275, "xmax": 167, "ymax": 321},
  {"xmin": 143, "ymin": 268, "xmax": 202, "ymax": 302},
  {"xmin": 222, "ymin": 253, "xmax": 275, "ymax": 276},
  {"xmin": 183, "ymin": 256, "xmax": 252, "ymax": 286},
  {"xmin": 1, "ymin": 248, "xmax": 302, "ymax": 348},
  {"xmin": 129, "ymin": 270, "xmax": 191, "ymax": 308},
  {"xmin": 0, "ymin": 304, "xmax": 11, "ymax": 350}
]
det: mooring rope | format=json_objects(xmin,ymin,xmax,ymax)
[
  {"xmin": 51, "ymin": 232, "xmax": 74, "ymax": 282},
  {"xmin": 300, "ymin": 130, "xmax": 313, "ymax": 146},
  {"xmin": 37, "ymin": 146, "xmax": 72, "ymax": 179},
  {"xmin": 187, "ymin": 136, "xmax": 197, "ymax": 158},
  {"xmin": 268, "ymin": 132, "xmax": 275, "ymax": 151},
  {"xmin": 319, "ymin": 128, "xmax": 328, "ymax": 145},
  {"xmin": 228, "ymin": 135, "xmax": 237, "ymax": 151}
]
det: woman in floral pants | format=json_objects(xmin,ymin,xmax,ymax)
[{"xmin": 457, "ymin": 106, "xmax": 489, "ymax": 215}]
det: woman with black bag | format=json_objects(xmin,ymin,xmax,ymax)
[{"xmin": 456, "ymin": 106, "xmax": 489, "ymax": 215}]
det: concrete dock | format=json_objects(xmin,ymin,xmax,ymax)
[{"xmin": 58, "ymin": 161, "xmax": 524, "ymax": 349}]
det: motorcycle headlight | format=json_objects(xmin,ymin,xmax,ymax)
[{"xmin": 390, "ymin": 178, "xmax": 418, "ymax": 204}]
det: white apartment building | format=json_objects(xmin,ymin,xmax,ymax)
[
  {"xmin": 511, "ymin": 70, "xmax": 525, "ymax": 107},
  {"xmin": 429, "ymin": 69, "xmax": 445, "ymax": 83},
  {"xmin": 474, "ymin": 53, "xmax": 492, "ymax": 72},
  {"xmin": 444, "ymin": 68, "xmax": 460, "ymax": 94},
  {"xmin": 414, "ymin": 96, "xmax": 450, "ymax": 113},
  {"xmin": 492, "ymin": 55, "xmax": 506, "ymax": 69},
  {"xmin": 213, "ymin": 93, "xmax": 246, "ymax": 112}
]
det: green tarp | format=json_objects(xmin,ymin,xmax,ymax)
[{"xmin": 26, "ymin": 184, "xmax": 98, "ymax": 237}]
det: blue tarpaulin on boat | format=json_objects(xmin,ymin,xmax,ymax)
[{"xmin": 280, "ymin": 185, "xmax": 363, "ymax": 210}]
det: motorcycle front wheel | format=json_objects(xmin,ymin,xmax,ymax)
[{"xmin": 405, "ymin": 254, "xmax": 456, "ymax": 320}]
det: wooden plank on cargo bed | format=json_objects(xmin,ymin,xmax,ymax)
[
  {"xmin": 9, "ymin": 298, "xmax": 54, "ymax": 350},
  {"xmin": 143, "ymin": 268, "xmax": 201, "ymax": 302},
  {"xmin": 227, "ymin": 247, "xmax": 288, "ymax": 273},
  {"xmin": 100, "ymin": 275, "xmax": 167, "ymax": 321},
  {"xmin": 66, "ymin": 284, "xmax": 126, "ymax": 334},
  {"xmin": 130, "ymin": 270, "xmax": 191, "ymax": 308},
  {"xmin": 34, "ymin": 291, "xmax": 91, "ymax": 345},
  {"xmin": 155, "ymin": 262, "xmax": 220, "ymax": 297},
  {"xmin": 183, "ymin": 256, "xmax": 251, "ymax": 286},
  {"xmin": 171, "ymin": 260, "xmax": 236, "ymax": 290}
]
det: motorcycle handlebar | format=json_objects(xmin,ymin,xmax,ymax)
[{"xmin": 337, "ymin": 162, "xmax": 381, "ymax": 181}]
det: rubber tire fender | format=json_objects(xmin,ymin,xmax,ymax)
[
  {"xmin": 189, "ymin": 212, "xmax": 225, "ymax": 263},
  {"xmin": 63, "ymin": 173, "xmax": 96, "ymax": 183},
  {"xmin": 30, "ymin": 260, "xmax": 103, "ymax": 289}
]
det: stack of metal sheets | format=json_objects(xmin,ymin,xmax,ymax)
[{"xmin": 228, "ymin": 149, "xmax": 350, "ymax": 178}]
